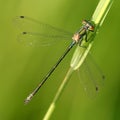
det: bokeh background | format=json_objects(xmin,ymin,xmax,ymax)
[{"xmin": 0, "ymin": 0, "xmax": 119, "ymax": 120}]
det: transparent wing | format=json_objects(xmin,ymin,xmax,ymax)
[
  {"xmin": 14, "ymin": 16, "xmax": 73, "ymax": 46},
  {"xmin": 77, "ymin": 53, "xmax": 105, "ymax": 97}
]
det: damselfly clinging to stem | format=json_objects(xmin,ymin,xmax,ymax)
[
  {"xmin": 14, "ymin": 1, "xmax": 113, "ymax": 119},
  {"xmin": 15, "ymin": 16, "xmax": 95, "ymax": 104},
  {"xmin": 15, "ymin": 15, "xmax": 104, "ymax": 105}
]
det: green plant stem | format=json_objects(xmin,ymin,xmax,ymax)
[
  {"xmin": 70, "ymin": 0, "xmax": 114, "ymax": 70},
  {"xmin": 43, "ymin": 68, "xmax": 73, "ymax": 120},
  {"xmin": 42, "ymin": 0, "xmax": 114, "ymax": 120}
]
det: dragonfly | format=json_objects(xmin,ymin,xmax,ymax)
[{"xmin": 15, "ymin": 16, "xmax": 104, "ymax": 104}]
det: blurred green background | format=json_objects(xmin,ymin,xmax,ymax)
[{"xmin": 0, "ymin": 0, "xmax": 120, "ymax": 120}]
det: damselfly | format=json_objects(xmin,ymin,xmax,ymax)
[{"xmin": 14, "ymin": 16, "xmax": 104, "ymax": 104}]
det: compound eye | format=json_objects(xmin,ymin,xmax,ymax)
[
  {"xmin": 82, "ymin": 20, "xmax": 95, "ymax": 31},
  {"xmin": 88, "ymin": 25, "xmax": 94, "ymax": 31}
]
